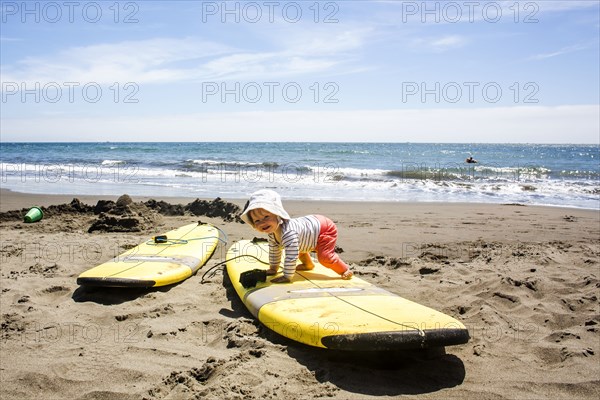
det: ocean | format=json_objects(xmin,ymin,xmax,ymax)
[{"xmin": 0, "ymin": 142, "xmax": 598, "ymax": 209}]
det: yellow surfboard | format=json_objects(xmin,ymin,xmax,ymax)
[
  {"xmin": 77, "ymin": 222, "xmax": 221, "ymax": 288},
  {"xmin": 226, "ymin": 239, "xmax": 470, "ymax": 351}
]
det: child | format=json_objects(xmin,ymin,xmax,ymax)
[{"xmin": 240, "ymin": 189, "xmax": 353, "ymax": 284}]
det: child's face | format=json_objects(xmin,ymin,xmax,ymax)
[{"xmin": 249, "ymin": 208, "xmax": 279, "ymax": 234}]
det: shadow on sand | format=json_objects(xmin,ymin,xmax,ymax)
[
  {"xmin": 286, "ymin": 344, "xmax": 466, "ymax": 396},
  {"xmin": 71, "ymin": 284, "xmax": 177, "ymax": 305}
]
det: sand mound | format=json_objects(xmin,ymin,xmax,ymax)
[{"xmin": 88, "ymin": 195, "xmax": 161, "ymax": 233}]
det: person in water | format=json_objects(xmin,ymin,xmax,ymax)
[
  {"xmin": 466, "ymin": 156, "xmax": 478, "ymax": 163},
  {"xmin": 241, "ymin": 189, "xmax": 354, "ymax": 284}
]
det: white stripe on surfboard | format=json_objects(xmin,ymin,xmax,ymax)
[
  {"xmin": 244, "ymin": 284, "xmax": 391, "ymax": 317},
  {"xmin": 289, "ymin": 288, "xmax": 364, "ymax": 294},
  {"xmin": 118, "ymin": 255, "xmax": 201, "ymax": 270}
]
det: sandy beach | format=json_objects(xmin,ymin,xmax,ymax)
[{"xmin": 1, "ymin": 189, "xmax": 598, "ymax": 399}]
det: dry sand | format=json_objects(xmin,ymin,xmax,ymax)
[{"xmin": 1, "ymin": 189, "xmax": 599, "ymax": 399}]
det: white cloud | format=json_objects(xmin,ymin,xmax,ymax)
[
  {"xmin": 3, "ymin": 105, "xmax": 598, "ymax": 144},
  {"xmin": 408, "ymin": 34, "xmax": 467, "ymax": 53},
  {"xmin": 430, "ymin": 35, "xmax": 467, "ymax": 50},
  {"xmin": 1, "ymin": 37, "xmax": 233, "ymax": 85},
  {"xmin": 0, "ymin": 36, "xmax": 22, "ymax": 42},
  {"xmin": 531, "ymin": 1, "xmax": 599, "ymax": 12},
  {"xmin": 198, "ymin": 52, "xmax": 341, "ymax": 81},
  {"xmin": 529, "ymin": 43, "xmax": 590, "ymax": 60},
  {"xmin": 283, "ymin": 28, "xmax": 373, "ymax": 56},
  {"xmin": 1, "ymin": 27, "xmax": 372, "ymax": 88}
]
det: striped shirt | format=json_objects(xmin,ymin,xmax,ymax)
[{"xmin": 268, "ymin": 215, "xmax": 321, "ymax": 279}]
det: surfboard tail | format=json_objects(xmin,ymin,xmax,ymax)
[
  {"xmin": 76, "ymin": 277, "xmax": 156, "ymax": 288},
  {"xmin": 321, "ymin": 328, "xmax": 470, "ymax": 351}
]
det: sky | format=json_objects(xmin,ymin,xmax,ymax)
[{"xmin": 1, "ymin": 0, "xmax": 599, "ymax": 143}]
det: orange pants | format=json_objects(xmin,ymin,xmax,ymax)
[{"xmin": 313, "ymin": 215, "xmax": 350, "ymax": 275}]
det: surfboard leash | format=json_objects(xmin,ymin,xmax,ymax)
[
  {"xmin": 144, "ymin": 222, "xmax": 229, "ymax": 247},
  {"xmin": 200, "ymin": 254, "xmax": 269, "ymax": 284}
]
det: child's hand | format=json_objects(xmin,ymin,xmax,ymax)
[{"xmin": 270, "ymin": 276, "xmax": 291, "ymax": 284}]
